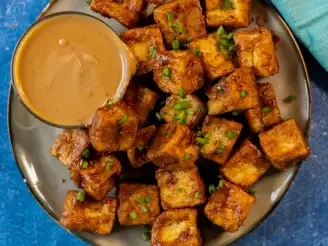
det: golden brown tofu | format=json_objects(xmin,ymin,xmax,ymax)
[
  {"xmin": 89, "ymin": 101, "xmax": 139, "ymax": 152},
  {"xmin": 60, "ymin": 190, "xmax": 117, "ymax": 235},
  {"xmin": 200, "ymin": 116, "xmax": 243, "ymax": 165},
  {"xmin": 124, "ymin": 81, "xmax": 159, "ymax": 124},
  {"xmin": 246, "ymin": 82, "xmax": 281, "ymax": 133},
  {"xmin": 127, "ymin": 125, "xmax": 157, "ymax": 168},
  {"xmin": 50, "ymin": 129, "xmax": 90, "ymax": 167},
  {"xmin": 145, "ymin": 0, "xmax": 164, "ymax": 5},
  {"xmin": 221, "ymin": 139, "xmax": 271, "ymax": 187},
  {"xmin": 90, "ymin": 0, "xmax": 144, "ymax": 28},
  {"xmin": 153, "ymin": 50, "xmax": 204, "ymax": 95},
  {"xmin": 259, "ymin": 118, "xmax": 311, "ymax": 169},
  {"xmin": 204, "ymin": 180, "xmax": 255, "ymax": 232},
  {"xmin": 147, "ymin": 124, "xmax": 199, "ymax": 170},
  {"xmin": 151, "ymin": 208, "xmax": 202, "ymax": 246},
  {"xmin": 78, "ymin": 154, "xmax": 121, "ymax": 200},
  {"xmin": 120, "ymin": 25, "xmax": 165, "ymax": 75},
  {"xmin": 205, "ymin": 0, "xmax": 251, "ymax": 28},
  {"xmin": 156, "ymin": 168, "xmax": 206, "ymax": 209},
  {"xmin": 190, "ymin": 33, "xmax": 235, "ymax": 81},
  {"xmin": 233, "ymin": 28, "xmax": 279, "ymax": 77},
  {"xmin": 154, "ymin": 0, "xmax": 207, "ymax": 47},
  {"xmin": 206, "ymin": 68, "xmax": 259, "ymax": 115},
  {"xmin": 160, "ymin": 94, "xmax": 206, "ymax": 128},
  {"xmin": 117, "ymin": 182, "xmax": 161, "ymax": 225}
]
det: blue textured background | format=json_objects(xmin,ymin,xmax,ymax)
[{"xmin": 0, "ymin": 1, "xmax": 328, "ymax": 245}]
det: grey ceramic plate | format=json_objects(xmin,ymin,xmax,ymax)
[{"xmin": 8, "ymin": 0, "xmax": 311, "ymax": 245}]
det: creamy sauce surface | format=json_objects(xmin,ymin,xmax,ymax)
[{"xmin": 14, "ymin": 14, "xmax": 135, "ymax": 126}]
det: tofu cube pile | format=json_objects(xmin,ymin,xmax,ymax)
[{"xmin": 48, "ymin": 0, "xmax": 312, "ymax": 243}]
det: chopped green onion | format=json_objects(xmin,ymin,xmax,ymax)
[
  {"xmin": 219, "ymin": 38, "xmax": 229, "ymax": 47},
  {"xmin": 216, "ymin": 85, "xmax": 224, "ymax": 91},
  {"xmin": 222, "ymin": 0, "xmax": 233, "ymax": 9},
  {"xmin": 162, "ymin": 67, "xmax": 171, "ymax": 79},
  {"xmin": 106, "ymin": 163, "xmax": 111, "ymax": 172},
  {"xmin": 105, "ymin": 99, "xmax": 113, "ymax": 106},
  {"xmin": 187, "ymin": 109, "xmax": 194, "ymax": 115},
  {"xmin": 177, "ymin": 26, "xmax": 184, "ymax": 34},
  {"xmin": 167, "ymin": 131, "xmax": 173, "ymax": 137},
  {"xmin": 232, "ymin": 111, "xmax": 239, "ymax": 116},
  {"xmin": 184, "ymin": 153, "xmax": 191, "ymax": 160},
  {"xmin": 196, "ymin": 131, "xmax": 202, "ymax": 137},
  {"xmin": 196, "ymin": 137, "xmax": 207, "ymax": 145},
  {"xmin": 209, "ymin": 184, "xmax": 216, "ymax": 194},
  {"xmin": 284, "ymin": 95, "xmax": 297, "ymax": 103},
  {"xmin": 216, "ymin": 144, "xmax": 225, "ymax": 153},
  {"xmin": 199, "ymin": 106, "xmax": 207, "ymax": 113},
  {"xmin": 217, "ymin": 26, "xmax": 225, "ymax": 36},
  {"xmin": 108, "ymin": 158, "xmax": 114, "ymax": 163},
  {"xmin": 179, "ymin": 88, "xmax": 185, "ymax": 98},
  {"xmin": 172, "ymin": 40, "xmax": 180, "ymax": 50},
  {"xmin": 218, "ymin": 174, "xmax": 224, "ymax": 179},
  {"xmin": 195, "ymin": 192, "xmax": 201, "ymax": 199},
  {"xmin": 142, "ymin": 231, "xmax": 151, "ymax": 241},
  {"xmin": 149, "ymin": 46, "xmax": 156, "ymax": 57},
  {"xmin": 172, "ymin": 23, "xmax": 183, "ymax": 34},
  {"xmin": 176, "ymin": 110, "xmax": 186, "ymax": 122},
  {"xmin": 155, "ymin": 112, "xmax": 163, "ymax": 121},
  {"xmin": 82, "ymin": 160, "xmax": 88, "ymax": 169},
  {"xmin": 247, "ymin": 188, "xmax": 256, "ymax": 195},
  {"xmin": 262, "ymin": 106, "xmax": 271, "ymax": 113},
  {"xmin": 180, "ymin": 119, "xmax": 187, "ymax": 125},
  {"xmin": 144, "ymin": 196, "xmax": 152, "ymax": 203},
  {"xmin": 141, "ymin": 205, "xmax": 148, "ymax": 213},
  {"xmin": 228, "ymin": 44, "xmax": 236, "ymax": 52},
  {"xmin": 87, "ymin": 0, "xmax": 92, "ymax": 5},
  {"xmin": 130, "ymin": 211, "xmax": 137, "ymax": 220},
  {"xmin": 136, "ymin": 146, "xmax": 144, "ymax": 152},
  {"xmin": 204, "ymin": 132, "xmax": 211, "ymax": 139},
  {"xmin": 187, "ymin": 37, "xmax": 193, "ymax": 42},
  {"xmin": 77, "ymin": 191, "xmax": 85, "ymax": 202},
  {"xmin": 137, "ymin": 197, "xmax": 146, "ymax": 203},
  {"xmin": 226, "ymin": 130, "xmax": 235, "ymax": 139},
  {"xmin": 195, "ymin": 48, "xmax": 201, "ymax": 56},
  {"xmin": 178, "ymin": 188, "xmax": 183, "ymax": 193},
  {"xmin": 119, "ymin": 116, "xmax": 128, "ymax": 124},
  {"xmin": 82, "ymin": 149, "xmax": 90, "ymax": 158},
  {"xmin": 218, "ymin": 179, "xmax": 225, "ymax": 188},
  {"xmin": 174, "ymin": 101, "xmax": 189, "ymax": 110},
  {"xmin": 168, "ymin": 12, "xmax": 173, "ymax": 22},
  {"xmin": 240, "ymin": 90, "xmax": 248, "ymax": 98},
  {"xmin": 226, "ymin": 32, "xmax": 233, "ymax": 40}
]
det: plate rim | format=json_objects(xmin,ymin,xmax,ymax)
[{"xmin": 7, "ymin": 2, "xmax": 312, "ymax": 245}]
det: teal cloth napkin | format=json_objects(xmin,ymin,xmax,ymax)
[{"xmin": 270, "ymin": 0, "xmax": 328, "ymax": 72}]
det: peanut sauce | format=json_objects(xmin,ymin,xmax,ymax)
[{"xmin": 13, "ymin": 13, "xmax": 136, "ymax": 127}]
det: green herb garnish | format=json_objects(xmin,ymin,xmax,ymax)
[
  {"xmin": 195, "ymin": 48, "xmax": 201, "ymax": 56},
  {"xmin": 149, "ymin": 46, "xmax": 156, "ymax": 57},
  {"xmin": 119, "ymin": 116, "xmax": 128, "ymax": 124},
  {"xmin": 172, "ymin": 40, "xmax": 180, "ymax": 50},
  {"xmin": 136, "ymin": 146, "xmax": 144, "ymax": 152},
  {"xmin": 240, "ymin": 90, "xmax": 248, "ymax": 98},
  {"xmin": 284, "ymin": 95, "xmax": 297, "ymax": 103},
  {"xmin": 262, "ymin": 106, "xmax": 271, "ymax": 113},
  {"xmin": 162, "ymin": 67, "xmax": 171, "ymax": 79},
  {"xmin": 77, "ymin": 191, "xmax": 85, "ymax": 202},
  {"xmin": 184, "ymin": 153, "xmax": 191, "ymax": 160},
  {"xmin": 130, "ymin": 211, "xmax": 137, "ymax": 220},
  {"xmin": 82, "ymin": 161, "xmax": 88, "ymax": 169},
  {"xmin": 209, "ymin": 184, "xmax": 216, "ymax": 194}
]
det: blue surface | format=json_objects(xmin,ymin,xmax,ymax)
[{"xmin": 0, "ymin": 1, "xmax": 328, "ymax": 246}]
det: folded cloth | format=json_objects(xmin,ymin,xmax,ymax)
[{"xmin": 270, "ymin": 0, "xmax": 328, "ymax": 72}]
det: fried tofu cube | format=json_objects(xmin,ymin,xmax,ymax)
[
  {"xmin": 147, "ymin": 124, "xmax": 199, "ymax": 170},
  {"xmin": 221, "ymin": 139, "xmax": 271, "ymax": 187},
  {"xmin": 154, "ymin": 0, "xmax": 207, "ymax": 47},
  {"xmin": 156, "ymin": 168, "xmax": 206, "ymax": 209},
  {"xmin": 200, "ymin": 116, "xmax": 243, "ymax": 165},
  {"xmin": 160, "ymin": 94, "xmax": 206, "ymax": 128},
  {"xmin": 259, "ymin": 118, "xmax": 311, "ymax": 169},
  {"xmin": 127, "ymin": 125, "xmax": 157, "ymax": 168},
  {"xmin": 90, "ymin": 0, "xmax": 144, "ymax": 28},
  {"xmin": 60, "ymin": 190, "xmax": 116, "ymax": 235},
  {"xmin": 190, "ymin": 33, "xmax": 235, "ymax": 81},
  {"xmin": 117, "ymin": 182, "xmax": 160, "ymax": 225},
  {"xmin": 151, "ymin": 208, "xmax": 202, "ymax": 246},
  {"xmin": 153, "ymin": 50, "xmax": 204, "ymax": 95},
  {"xmin": 50, "ymin": 129, "xmax": 90, "ymax": 167},
  {"xmin": 204, "ymin": 180, "xmax": 255, "ymax": 232},
  {"xmin": 233, "ymin": 28, "xmax": 279, "ymax": 77},
  {"xmin": 246, "ymin": 82, "xmax": 281, "ymax": 133},
  {"xmin": 205, "ymin": 0, "xmax": 251, "ymax": 28},
  {"xmin": 206, "ymin": 68, "xmax": 259, "ymax": 115},
  {"xmin": 78, "ymin": 154, "xmax": 121, "ymax": 200},
  {"xmin": 120, "ymin": 25, "xmax": 165, "ymax": 75},
  {"xmin": 197, "ymin": 116, "xmax": 243, "ymax": 165},
  {"xmin": 89, "ymin": 101, "xmax": 139, "ymax": 152},
  {"xmin": 124, "ymin": 81, "xmax": 159, "ymax": 124}
]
